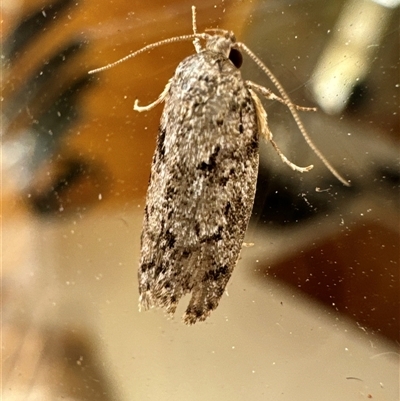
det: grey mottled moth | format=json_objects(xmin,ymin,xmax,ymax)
[{"xmin": 90, "ymin": 6, "xmax": 349, "ymax": 325}]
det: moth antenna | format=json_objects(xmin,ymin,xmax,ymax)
[
  {"xmin": 205, "ymin": 28, "xmax": 228, "ymax": 35},
  {"xmin": 191, "ymin": 6, "xmax": 202, "ymax": 53},
  {"xmin": 89, "ymin": 33, "xmax": 208, "ymax": 74},
  {"xmin": 237, "ymin": 42, "xmax": 350, "ymax": 187}
]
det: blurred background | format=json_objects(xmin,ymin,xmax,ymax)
[{"xmin": 2, "ymin": 0, "xmax": 399, "ymax": 400}]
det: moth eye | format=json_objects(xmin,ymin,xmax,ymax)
[{"xmin": 229, "ymin": 48, "xmax": 243, "ymax": 68}]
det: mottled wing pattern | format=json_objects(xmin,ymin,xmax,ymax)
[{"xmin": 139, "ymin": 51, "xmax": 259, "ymax": 324}]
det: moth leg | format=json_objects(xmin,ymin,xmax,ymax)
[
  {"xmin": 246, "ymin": 80, "xmax": 316, "ymax": 112},
  {"xmin": 134, "ymin": 79, "xmax": 171, "ymax": 112},
  {"xmin": 248, "ymin": 88, "xmax": 314, "ymax": 173}
]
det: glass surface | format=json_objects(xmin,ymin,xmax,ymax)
[{"xmin": 2, "ymin": 0, "xmax": 399, "ymax": 400}]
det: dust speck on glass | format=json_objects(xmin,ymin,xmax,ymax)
[{"xmin": 90, "ymin": 6, "xmax": 349, "ymax": 325}]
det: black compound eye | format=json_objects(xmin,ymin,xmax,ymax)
[{"xmin": 229, "ymin": 48, "xmax": 243, "ymax": 68}]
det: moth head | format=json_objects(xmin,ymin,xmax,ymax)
[{"xmin": 205, "ymin": 30, "xmax": 243, "ymax": 69}]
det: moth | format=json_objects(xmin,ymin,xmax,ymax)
[{"xmin": 90, "ymin": 6, "xmax": 349, "ymax": 324}]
